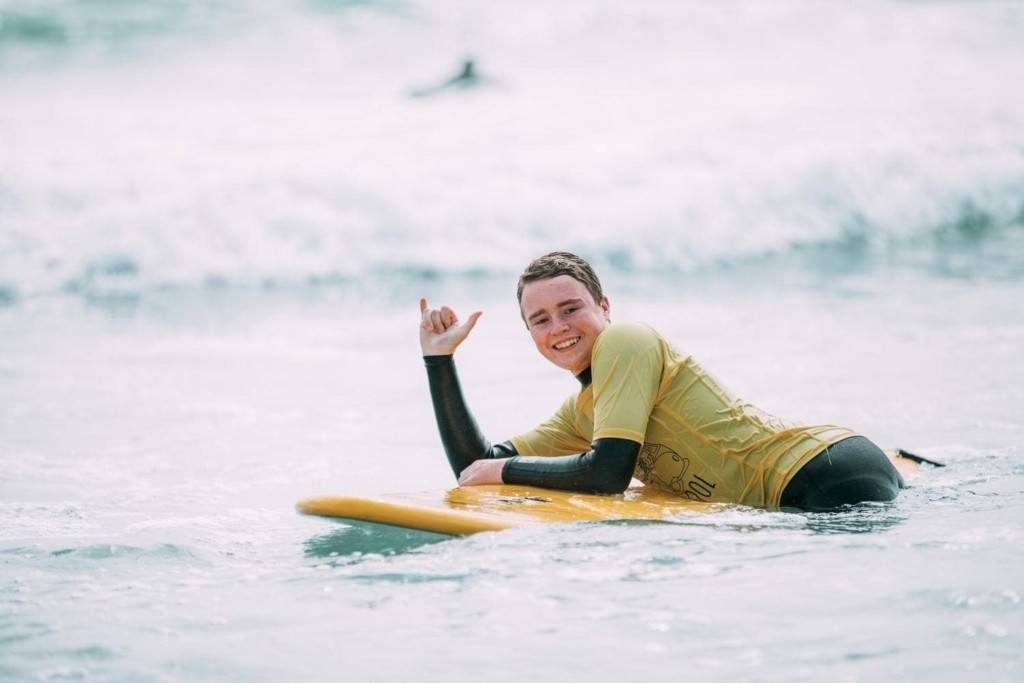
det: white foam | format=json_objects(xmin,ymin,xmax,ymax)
[{"xmin": 1, "ymin": 0, "xmax": 1022, "ymax": 298}]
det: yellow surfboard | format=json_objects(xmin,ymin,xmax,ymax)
[
  {"xmin": 297, "ymin": 452, "xmax": 927, "ymax": 536},
  {"xmin": 297, "ymin": 484, "xmax": 715, "ymax": 535}
]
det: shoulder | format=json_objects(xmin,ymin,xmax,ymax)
[{"xmin": 593, "ymin": 321, "xmax": 662, "ymax": 355}]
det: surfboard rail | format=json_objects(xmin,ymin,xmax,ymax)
[{"xmin": 298, "ymin": 494, "xmax": 515, "ymax": 535}]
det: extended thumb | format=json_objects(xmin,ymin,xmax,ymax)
[{"xmin": 463, "ymin": 311, "xmax": 483, "ymax": 332}]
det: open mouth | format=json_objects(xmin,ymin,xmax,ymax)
[{"xmin": 553, "ymin": 336, "xmax": 581, "ymax": 351}]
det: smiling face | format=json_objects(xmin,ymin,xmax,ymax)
[{"xmin": 520, "ymin": 274, "xmax": 611, "ymax": 375}]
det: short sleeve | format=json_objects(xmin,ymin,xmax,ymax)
[
  {"xmin": 591, "ymin": 323, "xmax": 663, "ymax": 444},
  {"xmin": 510, "ymin": 394, "xmax": 591, "ymax": 456}
]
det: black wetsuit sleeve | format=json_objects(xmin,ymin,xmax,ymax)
[
  {"xmin": 424, "ymin": 354, "xmax": 640, "ymax": 494},
  {"xmin": 503, "ymin": 438, "xmax": 640, "ymax": 495},
  {"xmin": 424, "ymin": 355, "xmax": 518, "ymax": 479}
]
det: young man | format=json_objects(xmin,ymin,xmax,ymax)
[{"xmin": 420, "ymin": 251, "xmax": 905, "ymax": 511}]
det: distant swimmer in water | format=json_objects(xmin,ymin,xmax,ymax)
[{"xmin": 410, "ymin": 58, "xmax": 485, "ymax": 98}]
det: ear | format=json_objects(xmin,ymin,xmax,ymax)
[{"xmin": 600, "ymin": 297, "xmax": 611, "ymax": 321}]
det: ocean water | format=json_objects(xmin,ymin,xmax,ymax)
[{"xmin": 2, "ymin": 1, "xmax": 1023, "ymax": 681}]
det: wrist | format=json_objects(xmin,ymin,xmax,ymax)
[
  {"xmin": 421, "ymin": 342, "xmax": 457, "ymax": 356},
  {"xmin": 500, "ymin": 457, "xmax": 515, "ymax": 483}
]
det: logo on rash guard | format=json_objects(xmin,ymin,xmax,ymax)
[
  {"xmin": 637, "ymin": 443, "xmax": 690, "ymax": 493},
  {"xmin": 637, "ymin": 443, "xmax": 717, "ymax": 501}
]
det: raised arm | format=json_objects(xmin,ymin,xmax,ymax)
[
  {"xmin": 421, "ymin": 301, "xmax": 644, "ymax": 495},
  {"xmin": 420, "ymin": 299, "xmax": 516, "ymax": 479}
]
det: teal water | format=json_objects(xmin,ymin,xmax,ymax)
[
  {"xmin": 2, "ymin": 0, "xmax": 1023, "ymax": 680},
  {"xmin": 2, "ymin": 268, "xmax": 1022, "ymax": 682}
]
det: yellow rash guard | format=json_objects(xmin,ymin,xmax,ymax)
[{"xmin": 510, "ymin": 322, "xmax": 858, "ymax": 508}]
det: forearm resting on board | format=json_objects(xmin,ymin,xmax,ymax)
[{"xmin": 503, "ymin": 438, "xmax": 640, "ymax": 495}]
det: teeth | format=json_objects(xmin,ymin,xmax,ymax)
[{"xmin": 554, "ymin": 337, "xmax": 580, "ymax": 350}]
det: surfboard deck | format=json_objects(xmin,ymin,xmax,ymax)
[
  {"xmin": 297, "ymin": 453, "xmax": 925, "ymax": 536},
  {"xmin": 297, "ymin": 484, "xmax": 716, "ymax": 536}
]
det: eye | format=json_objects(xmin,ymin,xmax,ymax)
[
  {"xmin": 564, "ymin": 306, "xmax": 578, "ymax": 314},
  {"xmin": 532, "ymin": 317, "xmax": 549, "ymax": 327}
]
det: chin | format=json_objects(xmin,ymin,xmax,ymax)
[
  {"xmin": 540, "ymin": 343, "xmax": 589, "ymax": 373},
  {"xmin": 558, "ymin": 353, "xmax": 586, "ymax": 374},
  {"xmin": 544, "ymin": 354, "xmax": 572, "ymax": 372}
]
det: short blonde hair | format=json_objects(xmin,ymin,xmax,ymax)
[{"xmin": 516, "ymin": 252, "xmax": 605, "ymax": 305}]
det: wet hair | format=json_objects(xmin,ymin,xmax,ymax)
[{"xmin": 516, "ymin": 251, "xmax": 605, "ymax": 307}]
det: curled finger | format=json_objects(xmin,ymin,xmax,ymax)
[{"xmin": 430, "ymin": 310, "xmax": 445, "ymax": 333}]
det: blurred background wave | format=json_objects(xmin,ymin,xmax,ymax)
[{"xmin": 1, "ymin": 0, "xmax": 1022, "ymax": 305}]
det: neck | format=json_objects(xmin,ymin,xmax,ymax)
[{"xmin": 575, "ymin": 366, "xmax": 592, "ymax": 388}]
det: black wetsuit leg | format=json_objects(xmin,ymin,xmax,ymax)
[{"xmin": 780, "ymin": 436, "xmax": 905, "ymax": 511}]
